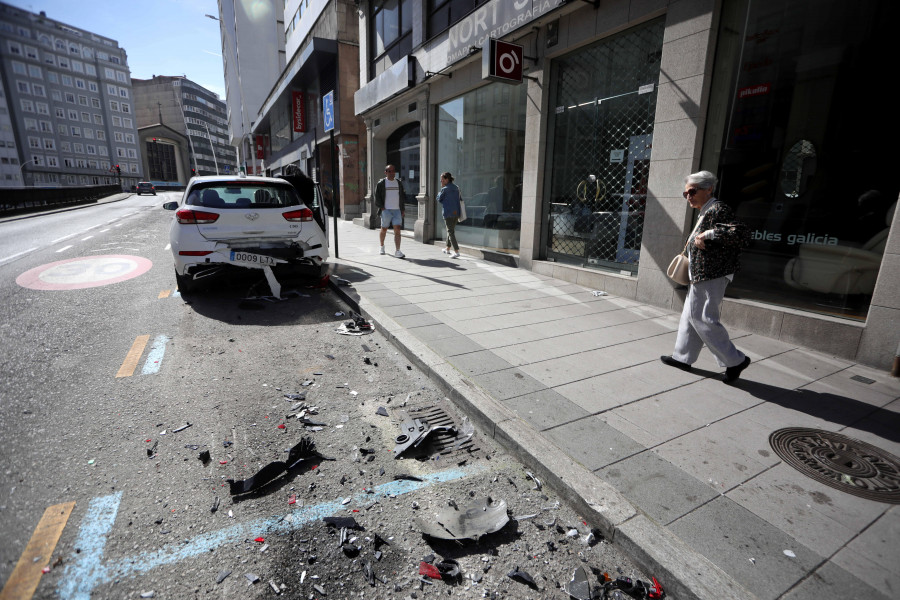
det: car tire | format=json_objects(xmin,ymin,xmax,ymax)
[{"xmin": 175, "ymin": 269, "xmax": 196, "ymax": 293}]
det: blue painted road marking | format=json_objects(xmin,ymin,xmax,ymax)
[
  {"xmin": 140, "ymin": 334, "xmax": 170, "ymax": 375},
  {"xmin": 57, "ymin": 464, "xmax": 486, "ymax": 598},
  {"xmin": 57, "ymin": 492, "xmax": 122, "ymax": 600}
]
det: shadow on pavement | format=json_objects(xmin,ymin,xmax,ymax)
[{"xmin": 732, "ymin": 379, "xmax": 900, "ymax": 444}]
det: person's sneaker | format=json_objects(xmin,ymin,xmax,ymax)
[
  {"xmin": 379, "ymin": 246, "xmax": 386, "ymax": 255},
  {"xmin": 394, "ymin": 249, "xmax": 405, "ymax": 258},
  {"xmin": 442, "ymin": 247, "xmax": 450, "ymax": 254},
  {"xmin": 660, "ymin": 355, "xmax": 692, "ymax": 372},
  {"xmin": 452, "ymin": 252, "xmax": 461, "ymax": 258},
  {"xmin": 723, "ymin": 356, "xmax": 751, "ymax": 383}
]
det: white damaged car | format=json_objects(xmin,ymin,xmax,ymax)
[{"xmin": 163, "ymin": 173, "xmax": 328, "ymax": 294}]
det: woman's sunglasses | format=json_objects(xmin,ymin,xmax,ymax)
[{"xmin": 682, "ymin": 188, "xmax": 703, "ymax": 198}]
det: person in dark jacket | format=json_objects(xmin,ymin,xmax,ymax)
[
  {"xmin": 374, "ymin": 164, "xmax": 407, "ymax": 258},
  {"xmin": 661, "ymin": 171, "xmax": 752, "ymax": 383},
  {"xmin": 437, "ymin": 171, "xmax": 461, "ymax": 257}
]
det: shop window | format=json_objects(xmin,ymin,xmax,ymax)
[
  {"xmin": 702, "ymin": 0, "xmax": 899, "ymax": 321},
  {"xmin": 369, "ymin": 0, "xmax": 412, "ymax": 79},
  {"xmin": 544, "ymin": 18, "xmax": 664, "ymax": 272},
  {"xmin": 435, "ymin": 81, "xmax": 527, "ymax": 253}
]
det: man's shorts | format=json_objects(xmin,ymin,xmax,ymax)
[{"xmin": 380, "ymin": 208, "xmax": 403, "ymax": 228}]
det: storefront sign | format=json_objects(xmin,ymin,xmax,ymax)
[
  {"xmin": 738, "ymin": 83, "xmax": 771, "ymax": 99},
  {"xmin": 483, "ymin": 39, "xmax": 523, "ymax": 84},
  {"xmin": 292, "ymin": 91, "xmax": 306, "ymax": 133},
  {"xmin": 255, "ymin": 135, "xmax": 264, "ymax": 160},
  {"xmin": 609, "ymin": 149, "xmax": 625, "ymax": 163},
  {"xmin": 446, "ymin": 0, "xmax": 565, "ymax": 65}
]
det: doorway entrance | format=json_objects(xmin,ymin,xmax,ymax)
[{"xmin": 386, "ymin": 123, "xmax": 420, "ymax": 231}]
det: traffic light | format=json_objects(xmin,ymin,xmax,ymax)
[
  {"xmin": 191, "ymin": 168, "xmax": 196, "ymax": 177},
  {"xmin": 115, "ymin": 164, "xmax": 120, "ymax": 175}
]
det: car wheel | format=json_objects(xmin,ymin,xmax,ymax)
[{"xmin": 175, "ymin": 269, "xmax": 196, "ymax": 293}]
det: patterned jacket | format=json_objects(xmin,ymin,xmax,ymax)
[{"xmin": 687, "ymin": 200, "xmax": 750, "ymax": 283}]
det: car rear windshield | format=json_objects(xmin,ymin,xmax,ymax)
[{"xmin": 185, "ymin": 183, "xmax": 301, "ymax": 209}]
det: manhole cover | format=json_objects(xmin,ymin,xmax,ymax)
[{"xmin": 769, "ymin": 428, "xmax": 900, "ymax": 503}]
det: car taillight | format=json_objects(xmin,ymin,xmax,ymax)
[
  {"xmin": 176, "ymin": 209, "xmax": 219, "ymax": 224},
  {"xmin": 283, "ymin": 207, "xmax": 314, "ymax": 222},
  {"xmin": 178, "ymin": 251, "xmax": 214, "ymax": 256}
]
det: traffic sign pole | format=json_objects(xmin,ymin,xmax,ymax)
[{"xmin": 323, "ymin": 91, "xmax": 338, "ymax": 259}]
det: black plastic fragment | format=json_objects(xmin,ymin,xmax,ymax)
[
  {"xmin": 376, "ymin": 406, "xmax": 389, "ymax": 417},
  {"xmin": 341, "ymin": 543, "xmax": 360, "ymax": 557},
  {"xmin": 146, "ymin": 441, "xmax": 158, "ymax": 458},
  {"xmin": 210, "ymin": 497, "xmax": 220, "ymax": 513},
  {"xmin": 199, "ymin": 450, "xmax": 211, "ymax": 465},
  {"xmin": 216, "ymin": 570, "xmax": 231, "ymax": 584},
  {"xmin": 436, "ymin": 558, "xmax": 461, "ymax": 582},
  {"xmin": 393, "ymin": 474, "xmax": 423, "ymax": 481},
  {"xmin": 226, "ymin": 437, "xmax": 320, "ymax": 495},
  {"xmin": 323, "ymin": 516, "xmax": 363, "ymax": 530},
  {"xmin": 507, "ymin": 567, "xmax": 538, "ymax": 589},
  {"xmin": 373, "ymin": 533, "xmax": 390, "ymax": 550}
]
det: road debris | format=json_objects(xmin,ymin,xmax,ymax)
[
  {"xmin": 172, "ymin": 422, "xmax": 192, "ymax": 433},
  {"xmin": 226, "ymin": 437, "xmax": 324, "ymax": 495},
  {"xmin": 567, "ymin": 566, "xmax": 591, "ymax": 599},
  {"xmin": 215, "ymin": 570, "xmax": 231, "ymax": 584},
  {"xmin": 507, "ymin": 566, "xmax": 538, "ymax": 589},
  {"xmin": 415, "ymin": 497, "xmax": 509, "ymax": 541},
  {"xmin": 393, "ymin": 413, "xmax": 456, "ymax": 457}
]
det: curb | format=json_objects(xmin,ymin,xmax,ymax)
[{"xmin": 328, "ymin": 270, "xmax": 759, "ymax": 600}]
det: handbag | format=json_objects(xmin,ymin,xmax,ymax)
[
  {"xmin": 458, "ymin": 199, "xmax": 467, "ymax": 223},
  {"xmin": 667, "ymin": 216, "xmax": 704, "ymax": 285},
  {"xmin": 667, "ymin": 253, "xmax": 690, "ymax": 285}
]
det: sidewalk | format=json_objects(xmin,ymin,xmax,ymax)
[{"xmin": 327, "ymin": 219, "xmax": 899, "ymax": 600}]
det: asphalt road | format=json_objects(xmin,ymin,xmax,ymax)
[{"xmin": 0, "ymin": 201, "xmax": 651, "ymax": 599}]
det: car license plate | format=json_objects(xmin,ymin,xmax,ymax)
[{"xmin": 229, "ymin": 251, "xmax": 277, "ymax": 266}]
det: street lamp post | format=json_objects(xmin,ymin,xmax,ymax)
[
  {"xmin": 203, "ymin": 122, "xmax": 220, "ymax": 175},
  {"xmin": 19, "ymin": 157, "xmax": 37, "ymax": 185}
]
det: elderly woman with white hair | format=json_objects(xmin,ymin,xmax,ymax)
[{"xmin": 661, "ymin": 170, "xmax": 752, "ymax": 383}]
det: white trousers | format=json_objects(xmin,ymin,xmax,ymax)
[{"xmin": 672, "ymin": 276, "xmax": 745, "ymax": 368}]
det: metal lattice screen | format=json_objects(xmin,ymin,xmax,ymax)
[{"xmin": 545, "ymin": 18, "xmax": 664, "ymax": 271}]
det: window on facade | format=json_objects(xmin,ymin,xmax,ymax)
[
  {"xmin": 427, "ymin": 0, "xmax": 490, "ymax": 39},
  {"xmin": 8, "ymin": 41, "xmax": 22, "ymax": 55},
  {"xmin": 62, "ymin": 75, "xmax": 73, "ymax": 86},
  {"xmin": 25, "ymin": 45, "xmax": 37, "ymax": 59},
  {"xmin": 28, "ymin": 65, "xmax": 41, "ymax": 78},
  {"xmin": 47, "ymin": 72, "xmax": 58, "ymax": 84},
  {"xmin": 701, "ymin": 0, "xmax": 898, "ymax": 321},
  {"xmin": 21, "ymin": 99, "xmax": 35, "ymax": 112},
  {"xmin": 36, "ymin": 102, "xmax": 49, "ymax": 114},
  {"xmin": 545, "ymin": 18, "xmax": 664, "ymax": 273},
  {"xmin": 44, "ymin": 53, "xmax": 55, "ymax": 65},
  {"xmin": 33, "ymin": 84, "xmax": 45, "ymax": 97},
  {"xmin": 435, "ymin": 81, "xmax": 528, "ymax": 252},
  {"xmin": 12, "ymin": 61, "xmax": 26, "ymax": 75},
  {"xmin": 370, "ymin": 0, "xmax": 412, "ymax": 78},
  {"xmin": 17, "ymin": 81, "xmax": 29, "ymax": 94}
]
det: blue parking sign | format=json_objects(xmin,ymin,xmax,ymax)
[{"xmin": 323, "ymin": 90, "xmax": 335, "ymax": 132}]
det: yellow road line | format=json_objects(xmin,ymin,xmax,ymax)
[
  {"xmin": 0, "ymin": 501, "xmax": 75, "ymax": 600},
  {"xmin": 158, "ymin": 289, "xmax": 172, "ymax": 299},
  {"xmin": 116, "ymin": 335, "xmax": 150, "ymax": 378}
]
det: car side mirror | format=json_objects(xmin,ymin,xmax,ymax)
[{"xmin": 162, "ymin": 201, "xmax": 178, "ymax": 210}]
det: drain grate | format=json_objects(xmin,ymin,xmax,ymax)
[
  {"xmin": 769, "ymin": 428, "xmax": 900, "ymax": 503},
  {"xmin": 396, "ymin": 405, "xmax": 480, "ymax": 461}
]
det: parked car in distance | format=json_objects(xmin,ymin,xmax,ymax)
[
  {"xmin": 162, "ymin": 173, "xmax": 328, "ymax": 293},
  {"xmin": 136, "ymin": 181, "xmax": 156, "ymax": 195}
]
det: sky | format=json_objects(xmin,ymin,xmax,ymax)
[{"xmin": 6, "ymin": 0, "xmax": 227, "ymax": 99}]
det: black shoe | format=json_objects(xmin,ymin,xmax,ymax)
[
  {"xmin": 660, "ymin": 355, "xmax": 692, "ymax": 372},
  {"xmin": 723, "ymin": 356, "xmax": 751, "ymax": 383}
]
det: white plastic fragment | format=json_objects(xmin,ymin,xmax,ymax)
[
  {"xmin": 592, "ymin": 290, "xmax": 608, "ymax": 296},
  {"xmin": 300, "ymin": 571, "xmax": 306, "ymax": 584},
  {"xmin": 783, "ymin": 549, "xmax": 796, "ymax": 558}
]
